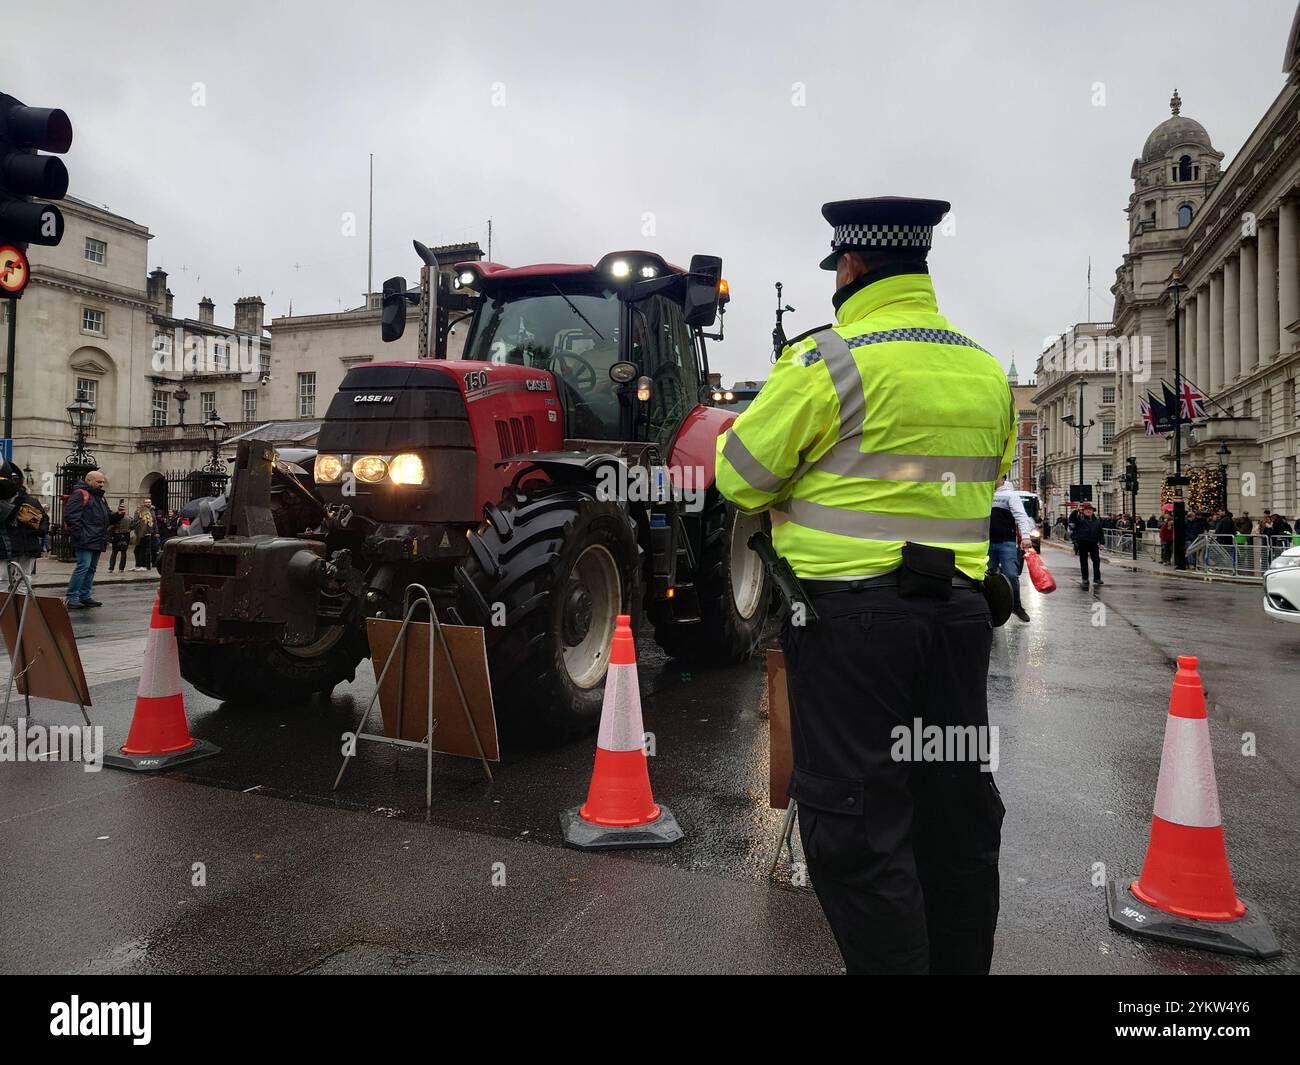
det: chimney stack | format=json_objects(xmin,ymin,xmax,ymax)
[
  {"xmin": 198, "ymin": 296, "xmax": 215, "ymax": 325},
  {"xmin": 147, "ymin": 268, "xmax": 169, "ymax": 311},
  {"xmin": 234, "ymin": 295, "xmax": 265, "ymax": 335}
]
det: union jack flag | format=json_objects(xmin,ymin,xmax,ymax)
[
  {"xmin": 1179, "ymin": 380, "xmax": 1207, "ymax": 421},
  {"xmin": 1140, "ymin": 395, "xmax": 1155, "ymax": 435}
]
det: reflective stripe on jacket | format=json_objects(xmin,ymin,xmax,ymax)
[{"xmin": 715, "ymin": 271, "xmax": 1015, "ymax": 581}]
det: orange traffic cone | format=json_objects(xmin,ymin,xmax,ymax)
[
  {"xmin": 1107, "ymin": 656, "xmax": 1279, "ymax": 958},
  {"xmin": 560, "ymin": 614, "xmax": 682, "ymax": 849},
  {"xmin": 104, "ymin": 590, "xmax": 220, "ymax": 772}
]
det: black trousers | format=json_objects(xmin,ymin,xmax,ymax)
[
  {"xmin": 1077, "ymin": 542, "xmax": 1101, "ymax": 582},
  {"xmin": 782, "ymin": 584, "xmax": 1003, "ymax": 975}
]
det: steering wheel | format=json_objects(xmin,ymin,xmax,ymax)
[{"xmin": 551, "ymin": 351, "xmax": 598, "ymax": 392}]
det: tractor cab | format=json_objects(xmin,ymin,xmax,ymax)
[{"xmin": 447, "ymin": 251, "xmax": 725, "ymax": 448}]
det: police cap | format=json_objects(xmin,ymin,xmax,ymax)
[{"xmin": 819, "ymin": 196, "xmax": 951, "ymax": 270}]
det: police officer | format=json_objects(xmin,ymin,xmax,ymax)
[{"xmin": 716, "ymin": 197, "xmax": 1015, "ymax": 975}]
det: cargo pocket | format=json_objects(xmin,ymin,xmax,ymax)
[{"xmin": 789, "ymin": 766, "xmax": 867, "ymax": 875}]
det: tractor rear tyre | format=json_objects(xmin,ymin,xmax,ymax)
[
  {"xmin": 651, "ymin": 494, "xmax": 770, "ymax": 664},
  {"xmin": 459, "ymin": 489, "xmax": 642, "ymax": 737}
]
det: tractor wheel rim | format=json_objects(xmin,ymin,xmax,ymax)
[
  {"xmin": 564, "ymin": 543, "xmax": 620, "ymax": 690},
  {"xmin": 282, "ymin": 623, "xmax": 345, "ymax": 658},
  {"xmin": 730, "ymin": 511, "xmax": 765, "ymax": 620}
]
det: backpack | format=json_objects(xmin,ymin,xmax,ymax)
[{"xmin": 62, "ymin": 487, "xmax": 90, "ymax": 530}]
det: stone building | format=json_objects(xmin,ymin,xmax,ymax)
[
  {"xmin": 2, "ymin": 196, "xmax": 163, "ymax": 506},
  {"xmin": 1110, "ymin": 7, "xmax": 1300, "ymax": 520},
  {"xmin": 1033, "ymin": 323, "xmax": 1118, "ymax": 516}
]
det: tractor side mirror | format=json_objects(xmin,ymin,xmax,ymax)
[
  {"xmin": 683, "ymin": 254, "xmax": 723, "ymax": 327},
  {"xmin": 381, "ymin": 276, "xmax": 408, "ymax": 342}
]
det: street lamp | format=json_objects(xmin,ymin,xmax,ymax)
[
  {"xmin": 1217, "ymin": 442, "xmax": 1231, "ymax": 511},
  {"xmin": 1168, "ymin": 268, "xmax": 1188, "ymax": 568},
  {"xmin": 1060, "ymin": 379, "xmax": 1093, "ymax": 509},
  {"xmin": 202, "ymin": 409, "xmax": 229, "ymax": 474}
]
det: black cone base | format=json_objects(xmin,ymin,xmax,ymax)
[
  {"xmin": 103, "ymin": 738, "xmax": 221, "ymax": 773},
  {"xmin": 1106, "ymin": 879, "xmax": 1282, "ymax": 959},
  {"xmin": 560, "ymin": 803, "xmax": 683, "ymax": 850}
]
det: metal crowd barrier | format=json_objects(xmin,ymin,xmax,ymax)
[{"xmin": 1099, "ymin": 529, "xmax": 1297, "ymax": 578}]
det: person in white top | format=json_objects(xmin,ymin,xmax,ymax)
[{"xmin": 988, "ymin": 477, "xmax": 1037, "ymax": 622}]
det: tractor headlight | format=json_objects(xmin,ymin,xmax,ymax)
[
  {"xmin": 352, "ymin": 455, "xmax": 389, "ymax": 483},
  {"xmin": 388, "ymin": 452, "xmax": 426, "ymax": 485},
  {"xmin": 609, "ymin": 259, "xmax": 631, "ymax": 280},
  {"xmin": 314, "ymin": 454, "xmax": 345, "ymax": 483},
  {"xmin": 636, "ymin": 375, "xmax": 652, "ymax": 403}
]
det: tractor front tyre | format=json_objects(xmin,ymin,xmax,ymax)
[
  {"xmin": 458, "ymin": 490, "xmax": 642, "ymax": 737},
  {"xmin": 651, "ymin": 497, "xmax": 770, "ymax": 664},
  {"xmin": 176, "ymin": 624, "xmax": 368, "ymax": 706}
]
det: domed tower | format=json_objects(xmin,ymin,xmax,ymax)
[
  {"xmin": 1109, "ymin": 92, "xmax": 1223, "ymax": 514},
  {"xmin": 1129, "ymin": 91, "xmax": 1223, "ymax": 244}
]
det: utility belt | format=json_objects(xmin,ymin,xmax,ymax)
[
  {"xmin": 753, "ymin": 535, "xmax": 1011, "ymax": 627},
  {"xmin": 805, "ymin": 570, "xmax": 983, "ymax": 596}
]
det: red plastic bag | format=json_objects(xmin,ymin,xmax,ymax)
[{"xmin": 1023, "ymin": 548, "xmax": 1056, "ymax": 593}]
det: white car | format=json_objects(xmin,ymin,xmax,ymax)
[{"xmin": 1263, "ymin": 546, "xmax": 1300, "ymax": 624}]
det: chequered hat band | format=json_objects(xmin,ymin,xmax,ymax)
[{"xmin": 831, "ymin": 223, "xmax": 933, "ymax": 249}]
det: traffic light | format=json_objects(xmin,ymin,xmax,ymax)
[
  {"xmin": 1124, "ymin": 456, "xmax": 1140, "ymax": 495},
  {"xmin": 0, "ymin": 93, "xmax": 72, "ymax": 250}
]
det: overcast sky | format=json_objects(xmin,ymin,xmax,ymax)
[{"xmin": 9, "ymin": 0, "xmax": 1298, "ymax": 384}]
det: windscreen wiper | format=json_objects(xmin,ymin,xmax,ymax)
[{"xmin": 552, "ymin": 283, "xmax": 604, "ymax": 341}]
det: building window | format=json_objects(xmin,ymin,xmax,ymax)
[
  {"xmin": 298, "ymin": 372, "xmax": 316, "ymax": 418},
  {"xmin": 201, "ymin": 391, "xmax": 216, "ymax": 417},
  {"xmin": 74, "ymin": 377, "xmax": 97, "ymax": 408},
  {"xmin": 152, "ymin": 389, "xmax": 169, "ymax": 428},
  {"xmin": 258, "ymin": 349, "xmax": 270, "ymax": 376},
  {"xmin": 242, "ymin": 388, "xmax": 257, "ymax": 423},
  {"xmin": 213, "ymin": 342, "xmax": 228, "ymax": 372},
  {"xmin": 1177, "ymin": 204, "xmax": 1193, "ymax": 228},
  {"xmin": 1102, "ymin": 463, "xmax": 1114, "ymax": 482},
  {"xmin": 81, "ymin": 307, "xmax": 105, "ymax": 335},
  {"xmin": 84, "ymin": 237, "xmax": 106, "ymax": 264},
  {"xmin": 1101, "ymin": 419, "xmax": 1115, "ymax": 446},
  {"xmin": 1101, "ymin": 385, "xmax": 1115, "ymax": 404},
  {"xmin": 153, "ymin": 331, "xmax": 173, "ymax": 355},
  {"xmin": 1259, "ymin": 392, "xmax": 1270, "ymax": 435}
]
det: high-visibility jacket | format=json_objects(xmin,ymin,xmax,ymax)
[{"xmin": 715, "ymin": 271, "xmax": 1015, "ymax": 581}]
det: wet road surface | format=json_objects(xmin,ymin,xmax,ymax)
[{"xmin": 1, "ymin": 563, "xmax": 1297, "ymax": 974}]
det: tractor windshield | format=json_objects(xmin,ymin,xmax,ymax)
[{"xmin": 463, "ymin": 288, "xmax": 624, "ymax": 438}]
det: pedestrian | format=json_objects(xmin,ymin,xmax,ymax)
[
  {"xmin": 108, "ymin": 508, "xmax": 131, "ymax": 573},
  {"xmin": 716, "ymin": 196, "xmax": 1013, "ymax": 975},
  {"xmin": 149, "ymin": 510, "xmax": 163, "ymax": 569},
  {"xmin": 989, "ymin": 475, "xmax": 1036, "ymax": 622},
  {"xmin": 1072, "ymin": 500, "xmax": 1104, "ymax": 588},
  {"xmin": 0, "ymin": 462, "xmax": 50, "ymax": 590},
  {"xmin": 1159, "ymin": 515, "xmax": 1173, "ymax": 564},
  {"xmin": 63, "ymin": 468, "xmax": 124, "ymax": 608},
  {"xmin": 130, "ymin": 503, "xmax": 153, "ymax": 571}
]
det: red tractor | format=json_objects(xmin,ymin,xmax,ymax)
[{"xmin": 160, "ymin": 244, "xmax": 770, "ymax": 735}]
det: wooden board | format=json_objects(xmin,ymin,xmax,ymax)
[
  {"xmin": 767, "ymin": 647, "xmax": 791, "ymax": 810},
  {"xmin": 0, "ymin": 592, "xmax": 91, "ymax": 706},
  {"xmin": 365, "ymin": 618, "xmax": 499, "ymax": 762}
]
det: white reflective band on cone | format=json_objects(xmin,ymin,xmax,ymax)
[
  {"xmin": 137, "ymin": 628, "xmax": 183, "ymax": 700},
  {"xmin": 1152, "ymin": 713, "xmax": 1222, "ymax": 828},
  {"xmin": 595, "ymin": 662, "xmax": 645, "ymax": 753}
]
